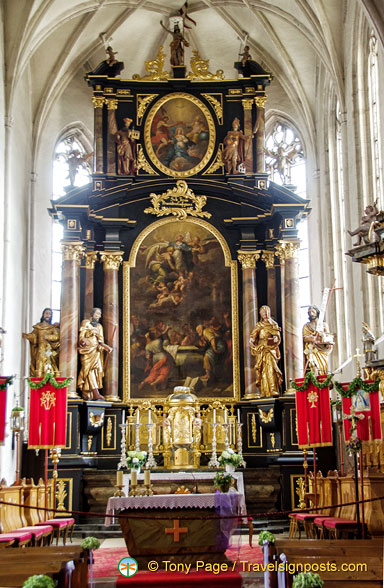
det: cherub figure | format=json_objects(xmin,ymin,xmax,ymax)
[
  {"xmin": 239, "ymin": 45, "xmax": 252, "ymax": 67},
  {"xmin": 348, "ymin": 201, "xmax": 380, "ymax": 246}
]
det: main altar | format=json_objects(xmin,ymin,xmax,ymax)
[{"xmin": 37, "ymin": 37, "xmax": 325, "ymax": 521}]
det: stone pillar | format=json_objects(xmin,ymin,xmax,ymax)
[
  {"xmin": 100, "ymin": 251, "xmax": 123, "ymax": 402},
  {"xmin": 262, "ymin": 250, "xmax": 277, "ymax": 319},
  {"xmin": 92, "ymin": 96, "xmax": 105, "ymax": 173},
  {"xmin": 242, "ymin": 99, "xmax": 254, "ymax": 173},
  {"xmin": 60, "ymin": 242, "xmax": 85, "ymax": 398},
  {"xmin": 238, "ymin": 250, "xmax": 260, "ymax": 400},
  {"xmin": 276, "ymin": 241, "xmax": 303, "ymax": 389},
  {"xmin": 255, "ymin": 96, "xmax": 267, "ymax": 173},
  {"xmin": 106, "ymin": 99, "xmax": 118, "ymax": 175},
  {"xmin": 84, "ymin": 251, "xmax": 98, "ymax": 319}
]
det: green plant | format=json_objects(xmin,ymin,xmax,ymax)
[
  {"xmin": 218, "ymin": 448, "xmax": 243, "ymax": 468},
  {"xmin": 213, "ymin": 472, "xmax": 234, "ymax": 492},
  {"xmin": 292, "ymin": 572, "xmax": 324, "ymax": 587},
  {"xmin": 81, "ymin": 536, "xmax": 101, "ymax": 550},
  {"xmin": 23, "ymin": 575, "xmax": 55, "ymax": 588},
  {"xmin": 126, "ymin": 450, "xmax": 147, "ymax": 469},
  {"xmin": 11, "ymin": 406, "xmax": 24, "ymax": 412},
  {"xmin": 258, "ymin": 530, "xmax": 275, "ymax": 545}
]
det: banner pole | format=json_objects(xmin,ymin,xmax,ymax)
[{"xmin": 44, "ymin": 448, "xmax": 48, "ymax": 513}]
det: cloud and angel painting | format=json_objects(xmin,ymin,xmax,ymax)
[{"xmin": 128, "ymin": 221, "xmax": 234, "ymax": 399}]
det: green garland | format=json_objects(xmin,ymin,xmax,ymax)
[
  {"xmin": 27, "ymin": 373, "xmax": 72, "ymax": 389},
  {"xmin": 334, "ymin": 377, "xmax": 380, "ymax": 398},
  {"xmin": 0, "ymin": 376, "xmax": 13, "ymax": 391},
  {"xmin": 290, "ymin": 371, "xmax": 333, "ymax": 391}
]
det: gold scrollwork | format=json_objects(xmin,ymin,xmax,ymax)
[
  {"xmin": 251, "ymin": 414, "xmax": 257, "ymax": 443},
  {"xmin": 137, "ymin": 144, "xmax": 159, "ymax": 175},
  {"xmin": 255, "ymin": 96, "xmax": 267, "ymax": 109},
  {"xmin": 275, "ymin": 240, "xmax": 300, "ymax": 263},
  {"xmin": 85, "ymin": 251, "xmax": 98, "ymax": 269},
  {"xmin": 89, "ymin": 412, "xmax": 105, "ymax": 427},
  {"xmin": 56, "ymin": 479, "xmax": 67, "ymax": 511},
  {"xmin": 117, "ymin": 89, "xmax": 131, "ymax": 96},
  {"xmin": 187, "ymin": 51, "xmax": 225, "ymax": 80},
  {"xmin": 205, "ymin": 146, "xmax": 224, "ymax": 175},
  {"xmin": 270, "ymin": 432, "xmax": 276, "ymax": 448},
  {"xmin": 92, "ymin": 96, "xmax": 105, "ymax": 109},
  {"xmin": 137, "ymin": 94, "xmax": 158, "ymax": 125},
  {"xmin": 144, "ymin": 180, "xmax": 212, "ymax": 221},
  {"xmin": 237, "ymin": 250, "xmax": 260, "ymax": 269},
  {"xmin": 61, "ymin": 242, "xmax": 85, "ymax": 262},
  {"xmin": 106, "ymin": 417, "xmax": 112, "ymax": 447},
  {"xmin": 261, "ymin": 250, "xmax": 275, "ymax": 269},
  {"xmin": 201, "ymin": 94, "xmax": 223, "ymax": 124},
  {"xmin": 87, "ymin": 435, "xmax": 93, "ymax": 451},
  {"xmin": 296, "ymin": 477, "xmax": 306, "ymax": 509},
  {"xmin": 365, "ymin": 254, "xmax": 384, "ymax": 275},
  {"xmin": 132, "ymin": 46, "xmax": 170, "ymax": 81},
  {"xmin": 100, "ymin": 251, "xmax": 124, "ymax": 271},
  {"xmin": 105, "ymin": 98, "xmax": 118, "ymax": 110},
  {"xmin": 259, "ymin": 408, "xmax": 274, "ymax": 423}
]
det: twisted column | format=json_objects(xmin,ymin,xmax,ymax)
[
  {"xmin": 60, "ymin": 242, "xmax": 85, "ymax": 398},
  {"xmin": 238, "ymin": 251, "xmax": 260, "ymax": 399},
  {"xmin": 100, "ymin": 251, "xmax": 123, "ymax": 401}
]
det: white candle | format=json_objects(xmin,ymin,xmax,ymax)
[
  {"xmin": 122, "ymin": 409, "xmax": 126, "ymax": 424},
  {"xmin": 144, "ymin": 469, "xmax": 151, "ymax": 485},
  {"xmin": 237, "ymin": 409, "xmax": 241, "ymax": 422},
  {"xmin": 131, "ymin": 470, "xmax": 137, "ymax": 486},
  {"xmin": 213, "ymin": 408, "xmax": 216, "ymax": 423},
  {"xmin": 136, "ymin": 408, "xmax": 140, "ymax": 424},
  {"xmin": 116, "ymin": 470, "xmax": 123, "ymax": 486},
  {"xmin": 148, "ymin": 408, "xmax": 151, "ymax": 424},
  {"xmin": 224, "ymin": 409, "xmax": 228, "ymax": 424}
]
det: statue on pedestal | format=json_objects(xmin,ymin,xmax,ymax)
[
  {"xmin": 115, "ymin": 118, "xmax": 139, "ymax": 176},
  {"xmin": 249, "ymin": 305, "xmax": 283, "ymax": 397},
  {"xmin": 222, "ymin": 118, "xmax": 249, "ymax": 175},
  {"xmin": 77, "ymin": 307, "xmax": 112, "ymax": 401},
  {"xmin": 160, "ymin": 21, "xmax": 189, "ymax": 66},
  {"xmin": 22, "ymin": 308, "xmax": 60, "ymax": 377},
  {"xmin": 302, "ymin": 305, "xmax": 334, "ymax": 374}
]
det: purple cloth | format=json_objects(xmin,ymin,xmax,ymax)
[{"xmin": 214, "ymin": 491, "xmax": 240, "ymax": 550}]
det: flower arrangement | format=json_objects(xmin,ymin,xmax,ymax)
[
  {"xmin": 218, "ymin": 448, "xmax": 243, "ymax": 468},
  {"xmin": 213, "ymin": 472, "xmax": 234, "ymax": 493},
  {"xmin": 23, "ymin": 576, "xmax": 55, "ymax": 588},
  {"xmin": 126, "ymin": 450, "xmax": 147, "ymax": 469},
  {"xmin": 346, "ymin": 437, "xmax": 361, "ymax": 455},
  {"xmin": 292, "ymin": 572, "xmax": 324, "ymax": 587},
  {"xmin": 81, "ymin": 537, "xmax": 101, "ymax": 550},
  {"xmin": 258, "ymin": 530, "xmax": 275, "ymax": 545}
]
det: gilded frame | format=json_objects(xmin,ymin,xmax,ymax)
[
  {"xmin": 123, "ymin": 216, "xmax": 239, "ymax": 403},
  {"xmin": 144, "ymin": 92, "xmax": 216, "ymax": 177}
]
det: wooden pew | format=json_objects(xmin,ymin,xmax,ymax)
[
  {"xmin": 0, "ymin": 546, "xmax": 89, "ymax": 587},
  {"xmin": 270, "ymin": 538, "xmax": 383, "ymax": 587}
]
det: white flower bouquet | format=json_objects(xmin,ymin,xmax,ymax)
[
  {"xmin": 126, "ymin": 450, "xmax": 147, "ymax": 469},
  {"xmin": 218, "ymin": 448, "xmax": 243, "ymax": 468}
]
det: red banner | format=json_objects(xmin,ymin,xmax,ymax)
[
  {"xmin": 295, "ymin": 375, "xmax": 333, "ymax": 448},
  {"xmin": 28, "ymin": 377, "xmax": 68, "ymax": 448},
  {"xmin": 341, "ymin": 384, "xmax": 382, "ymax": 441},
  {"xmin": 0, "ymin": 378, "xmax": 9, "ymax": 444}
]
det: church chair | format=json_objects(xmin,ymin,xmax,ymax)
[
  {"xmin": 321, "ymin": 474, "xmax": 360, "ymax": 539},
  {"xmin": 290, "ymin": 472, "xmax": 326, "ymax": 538},
  {"xmin": 34, "ymin": 478, "xmax": 75, "ymax": 545},
  {"xmin": 0, "ymin": 531, "xmax": 33, "ymax": 547}
]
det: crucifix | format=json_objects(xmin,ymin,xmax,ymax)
[
  {"xmin": 165, "ymin": 519, "xmax": 189, "ymax": 542},
  {"xmin": 353, "ymin": 347, "xmax": 363, "ymax": 378}
]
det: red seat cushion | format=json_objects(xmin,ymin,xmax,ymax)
[
  {"xmin": 313, "ymin": 516, "xmax": 331, "ymax": 525},
  {"xmin": 36, "ymin": 518, "xmax": 74, "ymax": 528},
  {"xmin": 14, "ymin": 525, "xmax": 53, "ymax": 538},
  {"xmin": 0, "ymin": 531, "xmax": 32, "ymax": 543},
  {"xmin": 324, "ymin": 518, "xmax": 357, "ymax": 529},
  {"xmin": 295, "ymin": 513, "xmax": 319, "ymax": 521}
]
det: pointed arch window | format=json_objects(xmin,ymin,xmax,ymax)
[{"xmin": 51, "ymin": 133, "xmax": 92, "ymax": 322}]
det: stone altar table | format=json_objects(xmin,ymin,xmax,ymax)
[{"xmin": 105, "ymin": 492, "xmax": 243, "ymax": 566}]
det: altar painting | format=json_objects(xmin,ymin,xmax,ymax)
[
  {"xmin": 128, "ymin": 221, "xmax": 234, "ymax": 399},
  {"xmin": 144, "ymin": 93, "xmax": 215, "ymax": 176}
]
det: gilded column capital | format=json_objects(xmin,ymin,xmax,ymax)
[
  {"xmin": 61, "ymin": 242, "xmax": 85, "ymax": 262},
  {"xmin": 105, "ymin": 98, "xmax": 118, "ymax": 110},
  {"xmin": 255, "ymin": 96, "xmax": 267, "ymax": 109},
  {"xmin": 261, "ymin": 250, "xmax": 275, "ymax": 269},
  {"xmin": 92, "ymin": 96, "xmax": 105, "ymax": 109},
  {"xmin": 237, "ymin": 250, "xmax": 260, "ymax": 269},
  {"xmin": 275, "ymin": 240, "xmax": 300, "ymax": 263},
  {"xmin": 85, "ymin": 251, "xmax": 98, "ymax": 269},
  {"xmin": 242, "ymin": 98, "xmax": 254, "ymax": 111},
  {"xmin": 100, "ymin": 251, "xmax": 124, "ymax": 270}
]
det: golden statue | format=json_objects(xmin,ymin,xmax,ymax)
[
  {"xmin": 302, "ymin": 305, "xmax": 334, "ymax": 374},
  {"xmin": 22, "ymin": 308, "xmax": 60, "ymax": 377},
  {"xmin": 77, "ymin": 307, "xmax": 112, "ymax": 401},
  {"xmin": 249, "ymin": 305, "xmax": 283, "ymax": 397}
]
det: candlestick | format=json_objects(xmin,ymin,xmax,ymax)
[
  {"xmin": 145, "ymin": 422, "xmax": 157, "ymax": 467},
  {"xmin": 213, "ymin": 408, "xmax": 216, "ymax": 423},
  {"xmin": 116, "ymin": 470, "xmax": 123, "ymax": 486},
  {"xmin": 117, "ymin": 423, "xmax": 128, "ymax": 470},
  {"xmin": 136, "ymin": 408, "xmax": 140, "ymax": 424},
  {"xmin": 224, "ymin": 408, "xmax": 228, "ymax": 424},
  {"xmin": 131, "ymin": 470, "xmax": 137, "ymax": 486},
  {"xmin": 122, "ymin": 409, "xmax": 126, "ymax": 424},
  {"xmin": 148, "ymin": 408, "xmax": 151, "ymax": 424}
]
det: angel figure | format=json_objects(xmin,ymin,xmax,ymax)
[
  {"xmin": 264, "ymin": 144, "xmax": 302, "ymax": 184},
  {"xmin": 67, "ymin": 150, "xmax": 93, "ymax": 186}
]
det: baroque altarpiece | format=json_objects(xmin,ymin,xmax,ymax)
[{"xmin": 44, "ymin": 48, "xmax": 320, "ymax": 517}]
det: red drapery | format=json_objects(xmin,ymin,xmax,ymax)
[
  {"xmin": 295, "ymin": 375, "xmax": 333, "ymax": 448},
  {"xmin": 341, "ymin": 384, "xmax": 382, "ymax": 441},
  {"xmin": 28, "ymin": 377, "xmax": 68, "ymax": 448}
]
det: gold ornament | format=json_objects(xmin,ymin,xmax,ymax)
[
  {"xmin": 85, "ymin": 251, "xmax": 98, "ymax": 269},
  {"xmin": 237, "ymin": 250, "xmax": 260, "ymax": 269},
  {"xmin": 251, "ymin": 413, "xmax": 257, "ymax": 443},
  {"xmin": 56, "ymin": 479, "xmax": 67, "ymax": 511},
  {"xmin": 307, "ymin": 390, "xmax": 318, "ymax": 408},
  {"xmin": 100, "ymin": 251, "xmax": 124, "ymax": 270},
  {"xmin": 187, "ymin": 51, "xmax": 224, "ymax": 80},
  {"xmin": 261, "ymin": 250, "xmax": 275, "ymax": 269},
  {"xmin": 255, "ymin": 96, "xmax": 267, "ymax": 108},
  {"xmin": 242, "ymin": 99, "xmax": 254, "ymax": 111},
  {"xmin": 258, "ymin": 408, "xmax": 274, "ymax": 423},
  {"xmin": 137, "ymin": 144, "xmax": 158, "ymax": 175},
  {"xmin": 106, "ymin": 98, "xmax": 118, "ymax": 110},
  {"xmin": 61, "ymin": 242, "xmax": 85, "ymax": 262},
  {"xmin": 201, "ymin": 93, "xmax": 223, "ymax": 124},
  {"xmin": 132, "ymin": 46, "xmax": 170, "ymax": 81},
  {"xmin": 144, "ymin": 180, "xmax": 212, "ymax": 221},
  {"xmin": 106, "ymin": 417, "xmax": 112, "ymax": 447},
  {"xmin": 89, "ymin": 412, "xmax": 104, "ymax": 427},
  {"xmin": 137, "ymin": 95, "xmax": 158, "ymax": 125},
  {"xmin": 92, "ymin": 96, "xmax": 105, "ymax": 109},
  {"xmin": 205, "ymin": 146, "xmax": 224, "ymax": 175}
]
